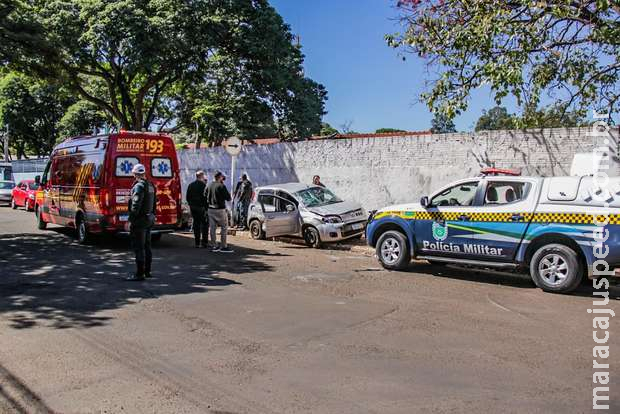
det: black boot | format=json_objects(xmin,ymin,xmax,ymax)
[
  {"xmin": 144, "ymin": 260, "xmax": 152, "ymax": 279},
  {"xmin": 125, "ymin": 261, "xmax": 145, "ymax": 281}
]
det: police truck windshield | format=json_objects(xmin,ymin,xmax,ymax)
[{"xmin": 295, "ymin": 187, "xmax": 343, "ymax": 207}]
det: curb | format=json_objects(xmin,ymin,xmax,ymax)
[{"xmin": 174, "ymin": 230, "xmax": 375, "ymax": 256}]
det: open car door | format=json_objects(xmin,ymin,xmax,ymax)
[{"xmin": 259, "ymin": 194, "xmax": 302, "ymax": 238}]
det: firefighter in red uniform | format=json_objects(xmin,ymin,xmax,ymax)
[{"xmin": 125, "ymin": 164, "xmax": 157, "ymax": 281}]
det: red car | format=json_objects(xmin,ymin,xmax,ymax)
[{"xmin": 11, "ymin": 179, "xmax": 37, "ymax": 211}]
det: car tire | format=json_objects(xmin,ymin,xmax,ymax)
[
  {"xmin": 376, "ymin": 230, "xmax": 411, "ymax": 270},
  {"xmin": 530, "ymin": 243, "xmax": 582, "ymax": 293},
  {"xmin": 76, "ymin": 214, "xmax": 91, "ymax": 244},
  {"xmin": 303, "ymin": 226, "xmax": 322, "ymax": 248},
  {"xmin": 249, "ymin": 220, "xmax": 265, "ymax": 240},
  {"xmin": 36, "ymin": 206, "xmax": 47, "ymax": 230},
  {"xmin": 11, "ymin": 198, "xmax": 17, "ymax": 209}
]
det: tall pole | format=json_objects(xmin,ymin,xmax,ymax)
[
  {"xmin": 230, "ymin": 154, "xmax": 236, "ymax": 226},
  {"xmin": 3, "ymin": 125, "xmax": 8, "ymax": 161}
]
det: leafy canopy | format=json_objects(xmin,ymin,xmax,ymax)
[
  {"xmin": 13, "ymin": 0, "xmax": 326, "ymax": 146},
  {"xmin": 388, "ymin": 0, "xmax": 620, "ymax": 119}
]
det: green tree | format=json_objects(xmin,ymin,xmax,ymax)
[
  {"xmin": 375, "ymin": 128, "xmax": 406, "ymax": 133},
  {"xmin": 320, "ymin": 122, "xmax": 339, "ymax": 136},
  {"xmin": 430, "ymin": 112, "xmax": 456, "ymax": 133},
  {"xmin": 57, "ymin": 100, "xmax": 109, "ymax": 139},
  {"xmin": 21, "ymin": 0, "xmax": 325, "ymax": 147},
  {"xmin": 475, "ymin": 107, "xmax": 516, "ymax": 132},
  {"xmin": 0, "ymin": 72, "xmax": 71, "ymax": 158},
  {"xmin": 388, "ymin": 1, "xmax": 620, "ymax": 118}
]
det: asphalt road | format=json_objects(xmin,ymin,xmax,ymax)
[{"xmin": 0, "ymin": 207, "xmax": 619, "ymax": 413}]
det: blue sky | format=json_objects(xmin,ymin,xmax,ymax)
[{"xmin": 270, "ymin": 0, "xmax": 514, "ymax": 133}]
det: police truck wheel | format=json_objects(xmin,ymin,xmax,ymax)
[
  {"xmin": 530, "ymin": 244, "xmax": 582, "ymax": 293},
  {"xmin": 303, "ymin": 226, "xmax": 322, "ymax": 248},
  {"xmin": 11, "ymin": 198, "xmax": 16, "ymax": 209},
  {"xmin": 76, "ymin": 215, "xmax": 91, "ymax": 244},
  {"xmin": 376, "ymin": 230, "xmax": 410, "ymax": 270},
  {"xmin": 36, "ymin": 207, "xmax": 47, "ymax": 230},
  {"xmin": 249, "ymin": 220, "xmax": 265, "ymax": 240}
]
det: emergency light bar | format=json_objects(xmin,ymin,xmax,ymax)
[{"xmin": 479, "ymin": 167, "xmax": 521, "ymax": 176}]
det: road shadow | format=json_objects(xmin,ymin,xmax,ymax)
[
  {"xmin": 0, "ymin": 232, "xmax": 276, "ymax": 330},
  {"xmin": 404, "ymin": 262, "xmax": 620, "ymax": 299}
]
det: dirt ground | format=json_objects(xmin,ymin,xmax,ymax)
[{"xmin": 0, "ymin": 207, "xmax": 618, "ymax": 413}]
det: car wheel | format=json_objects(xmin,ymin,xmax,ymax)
[
  {"xmin": 376, "ymin": 230, "xmax": 411, "ymax": 270},
  {"xmin": 36, "ymin": 206, "xmax": 47, "ymax": 230},
  {"xmin": 303, "ymin": 226, "xmax": 322, "ymax": 248},
  {"xmin": 11, "ymin": 198, "xmax": 17, "ymax": 209},
  {"xmin": 249, "ymin": 220, "xmax": 265, "ymax": 240},
  {"xmin": 530, "ymin": 243, "xmax": 582, "ymax": 293},
  {"xmin": 76, "ymin": 215, "xmax": 91, "ymax": 244}
]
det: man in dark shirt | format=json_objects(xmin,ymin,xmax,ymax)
[
  {"xmin": 126, "ymin": 163, "xmax": 157, "ymax": 281},
  {"xmin": 186, "ymin": 170, "xmax": 209, "ymax": 248},
  {"xmin": 205, "ymin": 171, "xmax": 232, "ymax": 252},
  {"xmin": 233, "ymin": 174, "xmax": 253, "ymax": 230},
  {"xmin": 313, "ymin": 175, "xmax": 325, "ymax": 188}
]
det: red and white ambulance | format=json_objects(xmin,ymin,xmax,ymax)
[{"xmin": 35, "ymin": 131, "xmax": 182, "ymax": 243}]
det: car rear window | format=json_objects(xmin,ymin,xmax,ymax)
[
  {"xmin": 151, "ymin": 157, "xmax": 172, "ymax": 178},
  {"xmin": 116, "ymin": 157, "xmax": 140, "ymax": 177}
]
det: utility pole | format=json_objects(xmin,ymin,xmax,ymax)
[{"xmin": 2, "ymin": 124, "xmax": 8, "ymax": 161}]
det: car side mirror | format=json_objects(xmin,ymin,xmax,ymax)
[
  {"xmin": 420, "ymin": 196, "xmax": 430, "ymax": 208},
  {"xmin": 286, "ymin": 204, "xmax": 295, "ymax": 213}
]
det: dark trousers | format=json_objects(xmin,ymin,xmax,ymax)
[
  {"xmin": 190, "ymin": 206, "xmax": 209, "ymax": 246},
  {"xmin": 130, "ymin": 225, "xmax": 152, "ymax": 273},
  {"xmin": 235, "ymin": 199, "xmax": 250, "ymax": 228}
]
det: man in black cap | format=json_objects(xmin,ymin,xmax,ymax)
[
  {"xmin": 126, "ymin": 163, "xmax": 157, "ymax": 281},
  {"xmin": 186, "ymin": 170, "xmax": 209, "ymax": 247},
  {"xmin": 205, "ymin": 170, "xmax": 233, "ymax": 253}
]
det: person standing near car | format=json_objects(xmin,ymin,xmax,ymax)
[
  {"xmin": 233, "ymin": 174, "xmax": 253, "ymax": 230},
  {"xmin": 186, "ymin": 170, "xmax": 209, "ymax": 248},
  {"xmin": 313, "ymin": 175, "xmax": 325, "ymax": 188},
  {"xmin": 126, "ymin": 164, "xmax": 157, "ymax": 281},
  {"xmin": 206, "ymin": 171, "xmax": 233, "ymax": 253}
]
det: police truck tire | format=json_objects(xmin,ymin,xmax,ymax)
[
  {"xmin": 249, "ymin": 220, "xmax": 265, "ymax": 240},
  {"xmin": 303, "ymin": 226, "xmax": 322, "ymax": 248},
  {"xmin": 376, "ymin": 230, "xmax": 410, "ymax": 270},
  {"xmin": 530, "ymin": 243, "xmax": 582, "ymax": 293},
  {"xmin": 36, "ymin": 207, "xmax": 47, "ymax": 230},
  {"xmin": 76, "ymin": 215, "xmax": 91, "ymax": 244}
]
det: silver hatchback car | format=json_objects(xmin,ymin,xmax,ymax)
[{"xmin": 247, "ymin": 182, "xmax": 367, "ymax": 247}]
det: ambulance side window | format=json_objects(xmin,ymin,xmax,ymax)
[{"xmin": 116, "ymin": 157, "xmax": 139, "ymax": 177}]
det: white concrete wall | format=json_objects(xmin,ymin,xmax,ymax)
[{"xmin": 178, "ymin": 127, "xmax": 620, "ymax": 210}]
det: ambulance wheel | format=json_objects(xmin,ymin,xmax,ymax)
[
  {"xmin": 376, "ymin": 230, "xmax": 410, "ymax": 270},
  {"xmin": 11, "ymin": 197, "xmax": 17, "ymax": 209},
  {"xmin": 303, "ymin": 226, "xmax": 322, "ymax": 248},
  {"xmin": 76, "ymin": 214, "xmax": 92, "ymax": 244},
  {"xmin": 249, "ymin": 220, "xmax": 265, "ymax": 240},
  {"xmin": 530, "ymin": 244, "xmax": 582, "ymax": 293},
  {"xmin": 36, "ymin": 206, "xmax": 47, "ymax": 230}
]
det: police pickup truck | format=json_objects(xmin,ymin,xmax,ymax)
[{"xmin": 366, "ymin": 169, "xmax": 619, "ymax": 293}]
